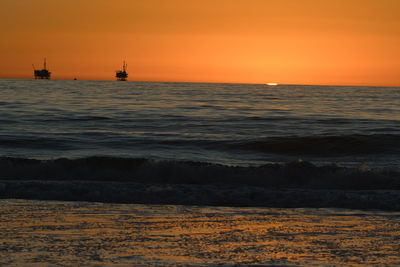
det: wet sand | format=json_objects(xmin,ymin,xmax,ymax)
[{"xmin": 1, "ymin": 199, "xmax": 400, "ymax": 266}]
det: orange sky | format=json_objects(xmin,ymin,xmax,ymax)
[{"xmin": 1, "ymin": 0, "xmax": 399, "ymax": 86}]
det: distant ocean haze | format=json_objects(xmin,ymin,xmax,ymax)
[{"xmin": 0, "ymin": 79, "xmax": 399, "ymax": 169}]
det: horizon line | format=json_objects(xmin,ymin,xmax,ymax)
[{"xmin": 0, "ymin": 77, "xmax": 398, "ymax": 88}]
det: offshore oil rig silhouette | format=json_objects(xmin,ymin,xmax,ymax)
[
  {"xmin": 33, "ymin": 58, "xmax": 51, "ymax": 79},
  {"xmin": 30, "ymin": 59, "xmax": 131, "ymax": 80},
  {"xmin": 115, "ymin": 61, "xmax": 128, "ymax": 81}
]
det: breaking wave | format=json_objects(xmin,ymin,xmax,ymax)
[
  {"xmin": 1, "ymin": 156, "xmax": 399, "ymax": 190},
  {"xmin": 1, "ymin": 157, "xmax": 400, "ymax": 210}
]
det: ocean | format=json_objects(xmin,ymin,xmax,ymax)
[
  {"xmin": 1, "ymin": 79, "xmax": 400, "ymax": 265},
  {"xmin": 1, "ymin": 79, "xmax": 400, "ymax": 209},
  {"xmin": 1, "ymin": 79, "xmax": 399, "ymax": 168}
]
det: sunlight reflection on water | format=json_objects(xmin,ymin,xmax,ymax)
[{"xmin": 1, "ymin": 199, "xmax": 399, "ymax": 266}]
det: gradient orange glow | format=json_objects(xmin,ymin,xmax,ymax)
[{"xmin": 1, "ymin": 0, "xmax": 399, "ymax": 86}]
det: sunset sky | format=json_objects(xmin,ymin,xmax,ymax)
[{"xmin": 1, "ymin": 0, "xmax": 399, "ymax": 86}]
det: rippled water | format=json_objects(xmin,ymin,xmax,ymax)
[{"xmin": 0, "ymin": 79, "xmax": 399, "ymax": 168}]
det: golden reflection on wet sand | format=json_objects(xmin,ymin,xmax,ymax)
[{"xmin": 1, "ymin": 199, "xmax": 400, "ymax": 266}]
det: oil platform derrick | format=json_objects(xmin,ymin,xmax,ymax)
[
  {"xmin": 116, "ymin": 61, "xmax": 128, "ymax": 81},
  {"xmin": 33, "ymin": 58, "xmax": 51, "ymax": 79}
]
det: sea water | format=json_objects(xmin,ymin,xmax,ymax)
[
  {"xmin": 1, "ymin": 80, "xmax": 400, "ymax": 265},
  {"xmin": 1, "ymin": 79, "xmax": 399, "ymax": 169}
]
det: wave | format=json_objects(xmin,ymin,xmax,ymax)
[
  {"xmin": 154, "ymin": 134, "xmax": 400, "ymax": 156},
  {"xmin": 232, "ymin": 134, "xmax": 400, "ymax": 156},
  {"xmin": 0, "ymin": 135, "xmax": 76, "ymax": 150},
  {"xmin": 38, "ymin": 115, "xmax": 113, "ymax": 123},
  {"xmin": 1, "ymin": 156, "xmax": 399, "ymax": 190},
  {"xmin": 1, "ymin": 156, "xmax": 400, "ymax": 210},
  {"xmin": 0, "ymin": 134, "xmax": 399, "ymax": 160}
]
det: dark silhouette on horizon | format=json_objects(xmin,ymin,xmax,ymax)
[
  {"xmin": 116, "ymin": 61, "xmax": 128, "ymax": 81},
  {"xmin": 33, "ymin": 58, "xmax": 51, "ymax": 79}
]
